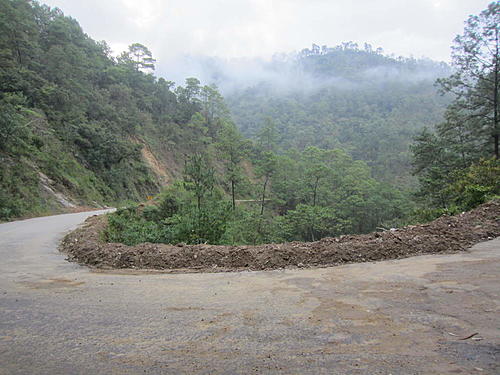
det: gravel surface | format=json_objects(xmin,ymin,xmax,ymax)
[{"xmin": 1, "ymin": 210, "xmax": 499, "ymax": 374}]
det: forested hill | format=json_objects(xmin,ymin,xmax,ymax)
[
  {"xmin": 0, "ymin": 0, "xmax": 239, "ymax": 219},
  {"xmin": 222, "ymin": 44, "xmax": 451, "ymax": 184},
  {"xmin": 1, "ymin": 0, "xmax": 495, "ymax": 244}
]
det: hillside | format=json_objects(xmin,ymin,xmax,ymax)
[
  {"xmin": 221, "ymin": 44, "xmax": 451, "ymax": 184},
  {"xmin": 4, "ymin": 0, "xmax": 492, "ymax": 247},
  {"xmin": 0, "ymin": 0, "xmax": 237, "ymax": 220}
]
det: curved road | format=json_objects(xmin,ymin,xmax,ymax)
[{"xmin": 0, "ymin": 211, "xmax": 499, "ymax": 374}]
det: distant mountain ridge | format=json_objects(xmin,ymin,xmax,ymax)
[
  {"xmin": 217, "ymin": 44, "xmax": 452, "ymax": 184},
  {"xmin": 0, "ymin": 0, "xmax": 450, "ymax": 222}
]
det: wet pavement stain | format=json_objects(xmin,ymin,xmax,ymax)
[{"xmin": 19, "ymin": 278, "xmax": 85, "ymax": 289}]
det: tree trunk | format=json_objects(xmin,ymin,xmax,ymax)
[
  {"xmin": 196, "ymin": 195, "xmax": 202, "ymax": 243},
  {"xmin": 494, "ymin": 28, "xmax": 499, "ymax": 159},
  {"xmin": 260, "ymin": 176, "xmax": 269, "ymax": 216},
  {"xmin": 231, "ymin": 180, "xmax": 236, "ymax": 210},
  {"xmin": 458, "ymin": 128, "xmax": 467, "ymax": 169},
  {"xmin": 309, "ymin": 225, "xmax": 315, "ymax": 242},
  {"xmin": 312, "ymin": 176, "xmax": 320, "ymax": 207}
]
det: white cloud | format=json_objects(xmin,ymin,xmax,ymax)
[{"xmin": 42, "ymin": 0, "xmax": 491, "ymax": 71}]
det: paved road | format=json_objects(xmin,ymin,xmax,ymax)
[{"xmin": 0, "ymin": 211, "xmax": 499, "ymax": 374}]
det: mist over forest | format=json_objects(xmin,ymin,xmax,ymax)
[
  {"xmin": 160, "ymin": 44, "xmax": 450, "ymax": 95},
  {"xmin": 0, "ymin": 0, "xmax": 498, "ymax": 246},
  {"xmin": 2, "ymin": 2, "xmax": 499, "ymax": 372},
  {"xmin": 182, "ymin": 44, "xmax": 452, "ymax": 186}
]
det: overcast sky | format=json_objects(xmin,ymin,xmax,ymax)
[{"xmin": 42, "ymin": 0, "xmax": 491, "ymax": 69}]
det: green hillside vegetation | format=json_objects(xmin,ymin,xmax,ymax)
[
  {"xmin": 0, "ymin": 0, "xmax": 416, "ymax": 237},
  {"xmin": 99, "ymin": 2, "xmax": 500, "ymax": 247},
  {"xmin": 0, "ymin": 0, "xmax": 236, "ymax": 219},
  {"xmin": 411, "ymin": 2, "xmax": 500, "ymax": 217},
  {"xmin": 225, "ymin": 43, "xmax": 451, "ymax": 185},
  {"xmin": 2, "ymin": 0, "xmax": 497, "ymax": 246},
  {"xmin": 104, "ymin": 144, "xmax": 410, "ymax": 246}
]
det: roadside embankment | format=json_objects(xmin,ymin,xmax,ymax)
[{"xmin": 60, "ymin": 200, "xmax": 500, "ymax": 273}]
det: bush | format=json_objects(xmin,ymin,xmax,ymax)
[
  {"xmin": 168, "ymin": 200, "xmax": 232, "ymax": 244},
  {"xmin": 103, "ymin": 186, "xmax": 233, "ymax": 245},
  {"xmin": 447, "ymin": 158, "xmax": 500, "ymax": 210},
  {"xmin": 282, "ymin": 204, "xmax": 350, "ymax": 242},
  {"xmin": 410, "ymin": 206, "xmax": 461, "ymax": 224},
  {"xmin": 104, "ymin": 207, "xmax": 172, "ymax": 245},
  {"xmin": 221, "ymin": 208, "xmax": 287, "ymax": 245}
]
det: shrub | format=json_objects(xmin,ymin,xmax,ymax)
[{"xmin": 447, "ymin": 158, "xmax": 500, "ymax": 210}]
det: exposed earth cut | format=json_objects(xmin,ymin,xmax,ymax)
[{"xmin": 60, "ymin": 200, "xmax": 500, "ymax": 273}]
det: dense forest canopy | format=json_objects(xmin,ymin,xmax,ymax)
[
  {"xmin": 0, "ymin": 0, "xmax": 235, "ymax": 219},
  {"xmin": 1, "ymin": 0, "xmax": 498, "ymax": 246},
  {"xmin": 217, "ymin": 44, "xmax": 451, "ymax": 185}
]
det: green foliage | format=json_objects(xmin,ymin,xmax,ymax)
[
  {"xmin": 216, "ymin": 121, "xmax": 249, "ymax": 209},
  {"xmin": 282, "ymin": 204, "xmax": 350, "ymax": 242},
  {"xmin": 105, "ymin": 207, "xmax": 169, "ymax": 245},
  {"xmin": 447, "ymin": 158, "xmax": 500, "ymax": 210},
  {"xmin": 0, "ymin": 0, "xmax": 236, "ymax": 220},
  {"xmin": 118, "ymin": 43, "xmax": 156, "ymax": 72},
  {"xmin": 105, "ymin": 140, "xmax": 414, "ymax": 246},
  {"xmin": 226, "ymin": 43, "xmax": 450, "ymax": 185},
  {"xmin": 436, "ymin": 1, "xmax": 499, "ymax": 159},
  {"xmin": 411, "ymin": 3, "xmax": 500, "ymax": 214},
  {"xmin": 169, "ymin": 199, "xmax": 233, "ymax": 245},
  {"xmin": 410, "ymin": 206, "xmax": 461, "ymax": 224},
  {"xmin": 0, "ymin": 158, "xmax": 42, "ymax": 220},
  {"xmin": 254, "ymin": 150, "xmax": 277, "ymax": 215},
  {"xmin": 0, "ymin": 93, "xmax": 31, "ymax": 152},
  {"xmin": 1, "ymin": 0, "xmax": 427, "ymax": 238},
  {"xmin": 104, "ymin": 185, "xmax": 233, "ymax": 246},
  {"xmin": 183, "ymin": 153, "xmax": 216, "ymax": 210}
]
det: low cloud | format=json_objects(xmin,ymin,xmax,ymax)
[{"xmin": 43, "ymin": 0, "xmax": 487, "ymax": 87}]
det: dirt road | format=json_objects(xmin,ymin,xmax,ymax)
[{"xmin": 0, "ymin": 211, "xmax": 499, "ymax": 374}]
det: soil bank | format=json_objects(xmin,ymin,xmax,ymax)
[{"xmin": 60, "ymin": 200, "xmax": 500, "ymax": 273}]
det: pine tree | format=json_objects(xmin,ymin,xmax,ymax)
[{"xmin": 437, "ymin": 2, "xmax": 500, "ymax": 158}]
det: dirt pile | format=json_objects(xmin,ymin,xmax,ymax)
[{"xmin": 60, "ymin": 200, "xmax": 500, "ymax": 273}]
